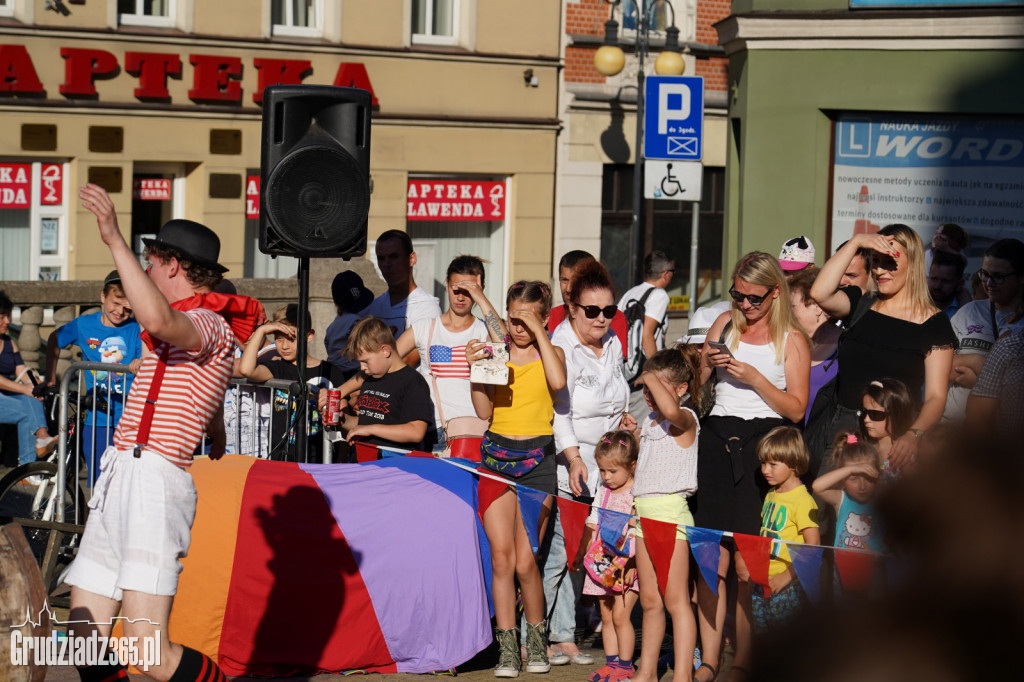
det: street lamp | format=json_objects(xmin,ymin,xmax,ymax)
[{"xmin": 594, "ymin": 0, "xmax": 685, "ymax": 286}]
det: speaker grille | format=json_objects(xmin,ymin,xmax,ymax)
[{"xmin": 266, "ymin": 144, "xmax": 370, "ymax": 253}]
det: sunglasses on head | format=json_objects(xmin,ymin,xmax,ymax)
[
  {"xmin": 581, "ymin": 304, "xmax": 617, "ymax": 319},
  {"xmin": 728, "ymin": 286, "xmax": 775, "ymax": 307},
  {"xmin": 858, "ymin": 408, "xmax": 887, "ymax": 422}
]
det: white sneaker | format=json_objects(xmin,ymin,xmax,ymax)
[{"xmin": 36, "ymin": 436, "xmax": 57, "ymax": 457}]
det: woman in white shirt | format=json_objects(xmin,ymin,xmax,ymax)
[
  {"xmin": 542, "ymin": 259, "xmax": 629, "ymax": 665},
  {"xmin": 695, "ymin": 251, "xmax": 811, "ymax": 682},
  {"xmin": 330, "ymin": 255, "xmax": 506, "ymax": 450}
]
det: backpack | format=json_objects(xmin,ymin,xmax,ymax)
[{"xmin": 623, "ymin": 286, "xmax": 657, "ymax": 383}]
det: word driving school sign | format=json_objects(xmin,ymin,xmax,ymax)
[{"xmin": 831, "ymin": 112, "xmax": 1024, "ymax": 252}]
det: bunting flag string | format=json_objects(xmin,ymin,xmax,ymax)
[
  {"xmin": 597, "ymin": 508, "xmax": 633, "ymax": 550},
  {"xmin": 733, "ymin": 534, "xmax": 773, "ymax": 596},
  {"xmin": 834, "ymin": 548, "xmax": 876, "ymax": 593},
  {"xmin": 557, "ymin": 496, "xmax": 590, "ymax": 566},
  {"xmin": 516, "ymin": 486, "xmax": 550, "ymax": 553},
  {"xmin": 477, "ymin": 475, "xmax": 509, "ymax": 521},
  {"xmin": 687, "ymin": 527, "xmax": 726, "ymax": 596},
  {"xmin": 639, "ymin": 517, "xmax": 679, "ymax": 596},
  {"xmin": 358, "ymin": 445, "xmax": 888, "ymax": 602},
  {"xmin": 787, "ymin": 544, "xmax": 826, "ymax": 604}
]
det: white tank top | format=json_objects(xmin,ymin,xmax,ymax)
[{"xmin": 709, "ymin": 334, "xmax": 788, "ymax": 420}]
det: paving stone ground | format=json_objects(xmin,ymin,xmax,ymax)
[{"xmin": 43, "ymin": 619, "xmax": 730, "ymax": 682}]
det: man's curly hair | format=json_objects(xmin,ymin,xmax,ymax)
[{"xmin": 144, "ymin": 244, "xmax": 224, "ymax": 291}]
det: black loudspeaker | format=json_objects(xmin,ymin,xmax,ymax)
[{"xmin": 260, "ymin": 85, "xmax": 372, "ymax": 259}]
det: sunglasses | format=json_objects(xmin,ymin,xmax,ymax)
[
  {"xmin": 978, "ymin": 269, "xmax": 1017, "ymax": 286},
  {"xmin": 581, "ymin": 304, "xmax": 617, "ymax": 319},
  {"xmin": 858, "ymin": 408, "xmax": 887, "ymax": 422},
  {"xmin": 728, "ymin": 286, "xmax": 775, "ymax": 307}
]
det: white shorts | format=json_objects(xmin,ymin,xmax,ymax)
[{"xmin": 65, "ymin": 446, "xmax": 197, "ymax": 600}]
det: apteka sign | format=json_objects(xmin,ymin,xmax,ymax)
[{"xmin": 406, "ymin": 180, "xmax": 506, "ymax": 221}]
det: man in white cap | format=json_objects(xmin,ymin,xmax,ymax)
[
  {"xmin": 678, "ymin": 300, "xmax": 733, "ymax": 346},
  {"xmin": 67, "ymin": 184, "xmax": 253, "ymax": 682}
]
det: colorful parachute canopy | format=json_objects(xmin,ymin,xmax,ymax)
[{"xmin": 169, "ymin": 455, "xmax": 492, "ymax": 677}]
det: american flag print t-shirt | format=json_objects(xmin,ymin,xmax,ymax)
[
  {"xmin": 429, "ymin": 343, "xmax": 471, "ymax": 378},
  {"xmin": 413, "ymin": 316, "xmax": 489, "ymax": 430}
]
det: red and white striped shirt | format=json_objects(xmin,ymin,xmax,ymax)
[{"xmin": 114, "ymin": 308, "xmax": 235, "ymax": 468}]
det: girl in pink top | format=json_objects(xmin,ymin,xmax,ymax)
[{"xmin": 581, "ymin": 431, "xmax": 640, "ymax": 682}]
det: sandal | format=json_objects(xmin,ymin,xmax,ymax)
[{"xmin": 694, "ymin": 662, "xmax": 717, "ymax": 682}]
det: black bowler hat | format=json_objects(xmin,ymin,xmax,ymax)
[{"xmin": 142, "ymin": 219, "xmax": 228, "ymax": 273}]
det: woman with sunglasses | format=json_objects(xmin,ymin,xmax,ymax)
[
  {"xmin": 544, "ymin": 258, "xmax": 629, "ymax": 666},
  {"xmin": 694, "ymin": 252, "xmax": 811, "ymax": 682},
  {"xmin": 810, "ymin": 224, "xmax": 956, "ymax": 471}
]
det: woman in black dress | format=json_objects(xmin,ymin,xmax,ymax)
[{"xmin": 810, "ymin": 224, "xmax": 956, "ymax": 470}]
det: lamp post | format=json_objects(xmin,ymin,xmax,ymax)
[{"xmin": 594, "ymin": 0, "xmax": 685, "ymax": 287}]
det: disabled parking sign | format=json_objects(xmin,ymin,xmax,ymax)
[{"xmin": 644, "ymin": 76, "xmax": 704, "ymax": 161}]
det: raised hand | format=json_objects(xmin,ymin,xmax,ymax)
[{"xmin": 79, "ymin": 184, "xmax": 123, "ymax": 247}]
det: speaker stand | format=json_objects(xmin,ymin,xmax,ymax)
[{"xmin": 295, "ymin": 257, "xmax": 310, "ymax": 462}]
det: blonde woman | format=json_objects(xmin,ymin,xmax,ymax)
[
  {"xmin": 693, "ymin": 252, "xmax": 810, "ymax": 682},
  {"xmin": 810, "ymin": 224, "xmax": 956, "ymax": 469}
]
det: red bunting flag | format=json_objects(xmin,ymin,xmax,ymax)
[
  {"xmin": 733, "ymin": 533, "xmax": 772, "ymax": 596},
  {"xmin": 834, "ymin": 549, "xmax": 876, "ymax": 593},
  {"xmin": 640, "ymin": 518, "xmax": 679, "ymax": 596},
  {"xmin": 557, "ymin": 497, "xmax": 591, "ymax": 568},
  {"xmin": 354, "ymin": 442, "xmax": 380, "ymax": 463},
  {"xmin": 477, "ymin": 475, "xmax": 510, "ymax": 521}
]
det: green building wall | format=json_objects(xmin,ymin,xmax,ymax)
[{"xmin": 722, "ymin": 10, "xmax": 1024, "ymax": 274}]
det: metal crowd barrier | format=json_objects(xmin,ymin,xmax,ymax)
[{"xmin": 54, "ymin": 362, "xmax": 334, "ymax": 523}]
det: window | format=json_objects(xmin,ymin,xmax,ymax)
[
  {"xmin": 412, "ymin": 0, "xmax": 458, "ymax": 46},
  {"xmin": 0, "ymin": 161, "xmax": 69, "ymax": 281},
  {"xmin": 404, "ymin": 176, "xmax": 508, "ymax": 309},
  {"xmin": 118, "ymin": 0, "xmax": 176, "ymax": 28},
  {"xmin": 621, "ymin": 0, "xmax": 697, "ymax": 43},
  {"xmin": 272, "ymin": 0, "xmax": 323, "ymax": 38},
  {"xmin": 601, "ymin": 164, "xmax": 725, "ymax": 310}
]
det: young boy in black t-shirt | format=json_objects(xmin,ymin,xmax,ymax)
[{"xmin": 342, "ymin": 315, "xmax": 433, "ymax": 451}]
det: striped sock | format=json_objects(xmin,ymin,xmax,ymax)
[
  {"xmin": 606, "ymin": 655, "xmax": 619, "ymax": 666},
  {"xmin": 168, "ymin": 646, "xmax": 227, "ymax": 682},
  {"xmin": 77, "ymin": 662, "xmax": 128, "ymax": 682},
  {"xmin": 615, "ymin": 658, "xmax": 633, "ymax": 669}
]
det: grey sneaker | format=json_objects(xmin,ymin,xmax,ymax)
[
  {"xmin": 524, "ymin": 621, "xmax": 550, "ymax": 673},
  {"xmin": 495, "ymin": 627, "xmax": 521, "ymax": 678}
]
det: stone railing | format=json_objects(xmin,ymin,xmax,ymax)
[{"xmin": 0, "ymin": 258, "xmax": 384, "ymax": 380}]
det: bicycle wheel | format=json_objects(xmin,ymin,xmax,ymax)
[{"xmin": 0, "ymin": 461, "xmax": 89, "ymax": 596}]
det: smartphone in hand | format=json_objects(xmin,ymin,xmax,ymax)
[{"xmin": 707, "ymin": 341, "xmax": 733, "ymax": 358}]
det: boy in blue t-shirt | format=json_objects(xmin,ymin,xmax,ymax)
[{"xmin": 44, "ymin": 270, "xmax": 142, "ymax": 483}]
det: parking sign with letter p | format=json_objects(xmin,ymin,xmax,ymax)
[{"xmin": 644, "ymin": 75, "xmax": 704, "ymax": 161}]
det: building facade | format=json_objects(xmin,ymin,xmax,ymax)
[
  {"xmin": 0, "ymin": 0, "xmax": 561, "ymax": 309},
  {"xmin": 718, "ymin": 0, "xmax": 1024, "ymax": 268},
  {"xmin": 557, "ymin": 0, "xmax": 732, "ymax": 310}
]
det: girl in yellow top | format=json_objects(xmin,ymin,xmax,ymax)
[
  {"xmin": 468, "ymin": 280, "xmax": 567, "ymax": 679},
  {"xmin": 755, "ymin": 426, "xmax": 820, "ymax": 634}
]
